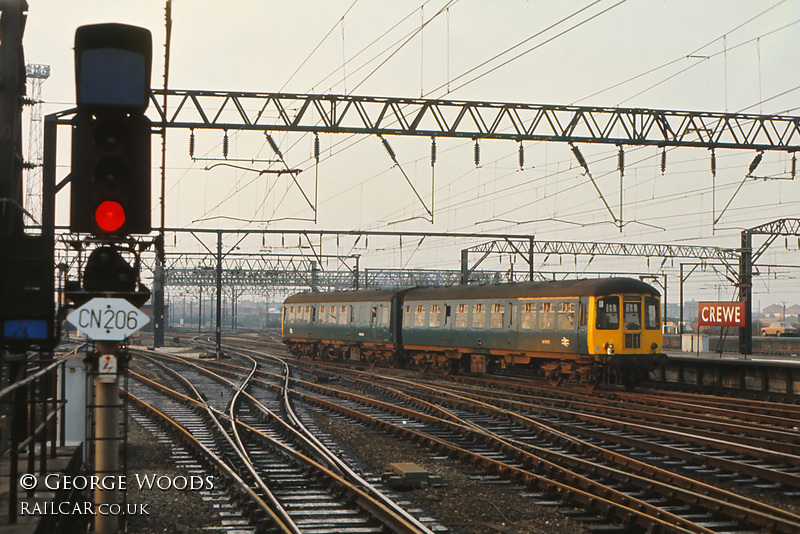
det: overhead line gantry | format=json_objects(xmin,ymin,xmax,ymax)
[{"xmin": 150, "ymin": 89, "xmax": 800, "ymax": 152}]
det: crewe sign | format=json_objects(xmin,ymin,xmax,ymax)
[
  {"xmin": 66, "ymin": 298, "xmax": 149, "ymax": 340},
  {"xmin": 698, "ymin": 301, "xmax": 746, "ymax": 327}
]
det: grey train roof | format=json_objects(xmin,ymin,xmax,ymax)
[{"xmin": 283, "ymin": 278, "xmax": 658, "ymax": 305}]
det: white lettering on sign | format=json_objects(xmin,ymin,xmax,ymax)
[{"xmin": 698, "ymin": 302, "xmax": 745, "ymax": 327}]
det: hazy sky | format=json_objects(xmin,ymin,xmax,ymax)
[{"xmin": 22, "ymin": 0, "xmax": 800, "ymax": 306}]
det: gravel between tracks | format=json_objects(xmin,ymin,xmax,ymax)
[
  {"xmin": 124, "ymin": 416, "xmax": 222, "ymax": 534},
  {"xmin": 311, "ymin": 410, "xmax": 588, "ymax": 534},
  {"xmin": 124, "ymin": 407, "xmax": 587, "ymax": 534}
]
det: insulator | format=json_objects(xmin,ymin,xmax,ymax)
[
  {"xmin": 711, "ymin": 149, "xmax": 719, "ymax": 176},
  {"xmin": 792, "ymin": 153, "xmax": 797, "ymax": 179},
  {"xmin": 617, "ymin": 146, "xmax": 625, "ymax": 176},
  {"xmin": 518, "ymin": 142, "xmax": 524, "ymax": 169},
  {"xmin": 189, "ymin": 130, "xmax": 195, "ymax": 159},
  {"xmin": 474, "ymin": 139, "xmax": 480, "ymax": 167},
  {"xmin": 266, "ymin": 133, "xmax": 283, "ymax": 159},
  {"xmin": 314, "ymin": 133, "xmax": 320, "ymax": 161},
  {"xmin": 223, "ymin": 131, "xmax": 229, "ymax": 159},
  {"xmin": 570, "ymin": 144, "xmax": 588, "ymax": 172},
  {"xmin": 748, "ymin": 151, "xmax": 763, "ymax": 175},
  {"xmin": 660, "ymin": 147, "xmax": 666, "ymax": 175},
  {"xmin": 430, "ymin": 137, "xmax": 437, "ymax": 166},
  {"xmin": 381, "ymin": 136, "xmax": 396, "ymax": 160}
]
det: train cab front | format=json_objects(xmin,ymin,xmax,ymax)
[{"xmin": 591, "ymin": 291, "xmax": 666, "ymax": 387}]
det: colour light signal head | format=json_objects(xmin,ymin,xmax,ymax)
[{"xmin": 94, "ymin": 201, "xmax": 126, "ymax": 233}]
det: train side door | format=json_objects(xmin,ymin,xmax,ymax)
[
  {"xmin": 508, "ymin": 300, "xmax": 519, "ymax": 349},
  {"xmin": 577, "ymin": 298, "xmax": 589, "ymax": 353},
  {"xmin": 508, "ymin": 301, "xmax": 518, "ymax": 332}
]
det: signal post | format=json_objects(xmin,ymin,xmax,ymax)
[
  {"xmin": 64, "ymin": 22, "xmax": 154, "ymax": 534},
  {"xmin": 94, "ymin": 341, "xmax": 121, "ymax": 534}
]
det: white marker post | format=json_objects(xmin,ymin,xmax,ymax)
[{"xmin": 67, "ymin": 298, "xmax": 149, "ymax": 533}]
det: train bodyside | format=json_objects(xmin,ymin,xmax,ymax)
[
  {"xmin": 282, "ymin": 278, "xmax": 665, "ymax": 387},
  {"xmin": 282, "ymin": 288, "xmax": 409, "ymax": 366},
  {"xmin": 400, "ymin": 278, "xmax": 665, "ymax": 386}
]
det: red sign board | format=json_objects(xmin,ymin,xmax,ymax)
[{"xmin": 698, "ymin": 301, "xmax": 745, "ymax": 327}]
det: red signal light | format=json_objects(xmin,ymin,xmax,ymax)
[{"xmin": 94, "ymin": 200, "xmax": 126, "ymax": 233}]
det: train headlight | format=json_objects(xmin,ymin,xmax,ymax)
[
  {"xmin": 604, "ymin": 343, "xmax": 615, "ymax": 355},
  {"xmin": 651, "ymin": 342, "xmax": 659, "ymax": 352}
]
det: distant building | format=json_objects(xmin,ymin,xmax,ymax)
[{"xmin": 762, "ymin": 303, "xmax": 800, "ymax": 321}]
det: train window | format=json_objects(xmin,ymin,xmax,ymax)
[
  {"xmin": 490, "ymin": 303, "xmax": 504, "ymax": 328},
  {"xmin": 521, "ymin": 303, "xmax": 536, "ymax": 329},
  {"xmin": 371, "ymin": 307, "xmax": 377, "ymax": 325},
  {"xmin": 381, "ymin": 306, "xmax": 390, "ymax": 325},
  {"xmin": 339, "ymin": 305, "xmax": 348, "ymax": 324},
  {"xmin": 557, "ymin": 302, "xmax": 575, "ymax": 330},
  {"xmin": 415, "ymin": 304, "xmax": 425, "ymax": 327},
  {"xmin": 329, "ymin": 306, "xmax": 338, "ymax": 325},
  {"xmin": 319, "ymin": 306, "xmax": 326, "ymax": 324},
  {"xmin": 430, "ymin": 305, "xmax": 441, "ymax": 327},
  {"xmin": 445, "ymin": 305, "xmax": 452, "ymax": 326},
  {"xmin": 596, "ymin": 297, "xmax": 619, "ymax": 330},
  {"xmin": 538, "ymin": 302, "xmax": 554, "ymax": 330},
  {"xmin": 310, "ymin": 306, "xmax": 316, "ymax": 323},
  {"xmin": 472, "ymin": 303, "xmax": 486, "ymax": 328},
  {"xmin": 579, "ymin": 304, "xmax": 587, "ymax": 327},
  {"xmin": 644, "ymin": 296, "xmax": 660, "ymax": 330},
  {"xmin": 455, "ymin": 304, "xmax": 468, "ymax": 328},
  {"xmin": 404, "ymin": 305, "xmax": 412, "ymax": 326},
  {"xmin": 623, "ymin": 299, "xmax": 641, "ymax": 330}
]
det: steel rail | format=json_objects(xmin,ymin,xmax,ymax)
[
  {"xmin": 363, "ymin": 372, "xmax": 800, "ymax": 529},
  {"xmin": 196, "ymin": 352, "xmax": 719, "ymax": 533},
  {"xmin": 123, "ymin": 390, "xmax": 293, "ymax": 532},
  {"xmin": 130, "ymin": 356, "xmax": 301, "ymax": 533},
  {"xmin": 141, "ymin": 350, "xmax": 434, "ymax": 534},
  {"xmin": 201, "ymin": 337, "xmax": 800, "ymax": 531},
  {"xmin": 420, "ymin": 378, "xmax": 800, "ymax": 486},
  {"xmin": 224, "ymin": 356, "xmax": 303, "ymax": 534},
  {"xmin": 216, "ymin": 348, "xmax": 438, "ymax": 534},
  {"xmin": 292, "ymin": 379, "xmax": 704, "ymax": 534},
  {"xmin": 262, "ymin": 358, "xmax": 800, "ymax": 533}
]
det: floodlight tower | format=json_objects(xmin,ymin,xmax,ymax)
[{"xmin": 24, "ymin": 63, "xmax": 50, "ymax": 232}]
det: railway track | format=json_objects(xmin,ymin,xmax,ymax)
[
  {"xmin": 126, "ymin": 348, "xmax": 442, "ymax": 534},
  {"xmin": 192, "ymin": 335, "xmax": 800, "ymax": 533}
]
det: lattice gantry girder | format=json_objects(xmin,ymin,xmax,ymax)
[
  {"xmin": 165, "ymin": 268, "xmax": 322, "ymax": 288},
  {"xmin": 150, "ymin": 89, "xmax": 800, "ymax": 151},
  {"xmin": 467, "ymin": 239, "xmax": 739, "ymax": 261},
  {"xmin": 362, "ymin": 269, "xmax": 506, "ymax": 287},
  {"xmin": 163, "ymin": 267, "xmax": 506, "ymax": 291},
  {"xmin": 152, "ymin": 254, "xmax": 317, "ymax": 273},
  {"xmin": 746, "ymin": 218, "xmax": 800, "ymax": 236}
]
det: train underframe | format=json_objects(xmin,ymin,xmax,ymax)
[
  {"xmin": 285, "ymin": 339, "xmax": 404, "ymax": 368},
  {"xmin": 284, "ymin": 339, "xmax": 662, "ymax": 389}
]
